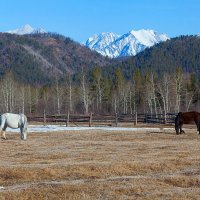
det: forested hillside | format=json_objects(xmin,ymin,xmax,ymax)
[
  {"xmin": 0, "ymin": 34, "xmax": 200, "ymax": 116},
  {"xmin": 114, "ymin": 35, "xmax": 200, "ymax": 80},
  {"xmin": 0, "ymin": 33, "xmax": 113, "ymax": 84}
]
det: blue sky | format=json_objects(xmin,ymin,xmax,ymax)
[{"xmin": 0, "ymin": 0, "xmax": 200, "ymax": 42}]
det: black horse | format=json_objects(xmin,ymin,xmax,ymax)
[{"xmin": 175, "ymin": 111, "xmax": 200, "ymax": 134}]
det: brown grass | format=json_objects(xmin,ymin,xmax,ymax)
[{"xmin": 0, "ymin": 127, "xmax": 200, "ymax": 199}]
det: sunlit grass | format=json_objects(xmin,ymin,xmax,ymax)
[{"xmin": 0, "ymin": 127, "xmax": 200, "ymax": 199}]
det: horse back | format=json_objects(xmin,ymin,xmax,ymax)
[
  {"xmin": 1, "ymin": 113, "xmax": 27, "ymax": 129},
  {"xmin": 180, "ymin": 111, "xmax": 200, "ymax": 124},
  {"xmin": 194, "ymin": 111, "xmax": 200, "ymax": 122}
]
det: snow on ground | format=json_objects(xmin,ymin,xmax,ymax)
[{"xmin": 6, "ymin": 125, "xmax": 174, "ymax": 133}]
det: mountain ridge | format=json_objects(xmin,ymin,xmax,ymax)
[
  {"xmin": 1, "ymin": 28, "xmax": 200, "ymax": 86},
  {"xmin": 85, "ymin": 29, "xmax": 169, "ymax": 58},
  {"xmin": 6, "ymin": 24, "xmax": 46, "ymax": 35},
  {"xmin": 5, "ymin": 25, "xmax": 169, "ymax": 58}
]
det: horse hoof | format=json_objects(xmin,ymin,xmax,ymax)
[{"xmin": 180, "ymin": 130, "xmax": 185, "ymax": 134}]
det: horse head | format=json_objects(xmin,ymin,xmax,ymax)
[{"xmin": 21, "ymin": 131, "xmax": 27, "ymax": 140}]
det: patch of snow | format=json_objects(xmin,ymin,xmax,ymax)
[{"xmin": 6, "ymin": 125, "xmax": 167, "ymax": 133}]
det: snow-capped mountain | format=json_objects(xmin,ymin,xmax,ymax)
[
  {"xmin": 7, "ymin": 24, "xmax": 46, "ymax": 35},
  {"xmin": 85, "ymin": 29, "xmax": 169, "ymax": 58},
  {"xmin": 85, "ymin": 32, "xmax": 121, "ymax": 57}
]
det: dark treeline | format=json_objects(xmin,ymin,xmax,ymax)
[{"xmin": 0, "ymin": 66, "xmax": 199, "ymax": 119}]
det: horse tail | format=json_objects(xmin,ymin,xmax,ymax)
[{"xmin": 175, "ymin": 112, "xmax": 181, "ymax": 134}]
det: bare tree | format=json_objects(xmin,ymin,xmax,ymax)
[
  {"xmin": 28, "ymin": 86, "xmax": 40, "ymax": 114},
  {"xmin": 149, "ymin": 72, "xmax": 158, "ymax": 117},
  {"xmin": 114, "ymin": 68, "xmax": 126, "ymax": 114},
  {"xmin": 0, "ymin": 73, "xmax": 16, "ymax": 112},
  {"xmin": 145, "ymin": 84, "xmax": 153, "ymax": 116},
  {"xmin": 127, "ymin": 81, "xmax": 135, "ymax": 115},
  {"xmin": 158, "ymin": 74, "xmax": 170, "ymax": 122},
  {"xmin": 113, "ymin": 92, "xmax": 118, "ymax": 114},
  {"xmin": 18, "ymin": 84, "xmax": 25, "ymax": 114},
  {"xmin": 174, "ymin": 67, "xmax": 183, "ymax": 113},
  {"xmin": 92, "ymin": 67, "xmax": 103, "ymax": 112},
  {"xmin": 122, "ymin": 87, "xmax": 129, "ymax": 114},
  {"xmin": 64, "ymin": 74, "xmax": 73, "ymax": 113},
  {"xmin": 53, "ymin": 76, "xmax": 64, "ymax": 114},
  {"xmin": 185, "ymin": 89, "xmax": 197, "ymax": 111},
  {"xmin": 27, "ymin": 85, "xmax": 32, "ymax": 114},
  {"xmin": 81, "ymin": 68, "xmax": 90, "ymax": 114},
  {"xmin": 68, "ymin": 74, "xmax": 73, "ymax": 113},
  {"xmin": 134, "ymin": 69, "xmax": 142, "ymax": 113}
]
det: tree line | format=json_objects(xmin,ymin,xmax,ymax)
[{"xmin": 0, "ymin": 66, "xmax": 199, "ymax": 118}]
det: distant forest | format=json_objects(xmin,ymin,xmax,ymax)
[
  {"xmin": 0, "ymin": 66, "xmax": 199, "ymax": 117},
  {"xmin": 0, "ymin": 34, "xmax": 200, "ymax": 115},
  {"xmin": 108, "ymin": 35, "xmax": 200, "ymax": 81}
]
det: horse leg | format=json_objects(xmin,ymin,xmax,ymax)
[
  {"xmin": 0, "ymin": 117, "xmax": 7, "ymax": 139},
  {"xmin": 175, "ymin": 113, "xmax": 183, "ymax": 135},
  {"xmin": 1, "ymin": 131, "xmax": 6, "ymax": 140},
  {"xmin": 1, "ymin": 130, "xmax": 4, "ymax": 139},
  {"xmin": 198, "ymin": 122, "xmax": 200, "ymax": 134},
  {"xmin": 20, "ymin": 126, "xmax": 23, "ymax": 140},
  {"xmin": 175, "ymin": 120, "xmax": 180, "ymax": 135},
  {"xmin": 196, "ymin": 121, "xmax": 200, "ymax": 134},
  {"xmin": 1, "ymin": 125, "xmax": 7, "ymax": 140},
  {"xmin": 175, "ymin": 125, "xmax": 179, "ymax": 135},
  {"xmin": 180, "ymin": 123, "xmax": 185, "ymax": 134}
]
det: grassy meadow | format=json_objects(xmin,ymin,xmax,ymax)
[{"xmin": 0, "ymin": 126, "xmax": 200, "ymax": 199}]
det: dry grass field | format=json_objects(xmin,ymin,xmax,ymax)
[{"xmin": 0, "ymin": 125, "xmax": 200, "ymax": 199}]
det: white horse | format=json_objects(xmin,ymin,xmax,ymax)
[{"xmin": 0, "ymin": 113, "xmax": 28, "ymax": 140}]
